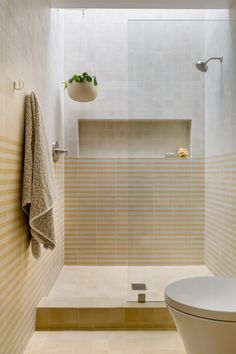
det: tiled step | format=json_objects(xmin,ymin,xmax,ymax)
[
  {"xmin": 36, "ymin": 266, "xmax": 212, "ymax": 331},
  {"xmin": 36, "ymin": 303, "xmax": 175, "ymax": 330}
]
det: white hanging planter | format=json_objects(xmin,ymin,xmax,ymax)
[
  {"xmin": 65, "ymin": 11, "xmax": 97, "ymax": 103},
  {"xmin": 65, "ymin": 73, "xmax": 98, "ymax": 103},
  {"xmin": 67, "ymin": 80, "xmax": 97, "ymax": 102}
]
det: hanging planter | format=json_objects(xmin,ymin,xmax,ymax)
[
  {"xmin": 65, "ymin": 73, "xmax": 98, "ymax": 102},
  {"xmin": 64, "ymin": 10, "xmax": 98, "ymax": 103}
]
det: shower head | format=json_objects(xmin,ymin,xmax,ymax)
[
  {"xmin": 196, "ymin": 61, "xmax": 208, "ymax": 72},
  {"xmin": 196, "ymin": 56, "xmax": 223, "ymax": 72}
]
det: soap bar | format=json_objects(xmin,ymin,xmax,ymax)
[{"xmin": 165, "ymin": 152, "xmax": 177, "ymax": 158}]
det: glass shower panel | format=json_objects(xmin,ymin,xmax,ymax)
[{"xmin": 127, "ymin": 19, "xmax": 206, "ymax": 302}]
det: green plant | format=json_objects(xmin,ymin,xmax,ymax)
[{"xmin": 64, "ymin": 72, "xmax": 97, "ymax": 89}]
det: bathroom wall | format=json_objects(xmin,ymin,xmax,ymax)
[
  {"xmin": 204, "ymin": 10, "xmax": 236, "ymax": 275},
  {"xmin": 78, "ymin": 119, "xmax": 191, "ymax": 157},
  {"xmin": 0, "ymin": 2, "xmax": 64, "ymax": 353},
  {"xmin": 63, "ymin": 10, "xmax": 206, "ymax": 266},
  {"xmin": 64, "ymin": 9, "xmax": 205, "ymax": 157},
  {"xmin": 65, "ymin": 157, "xmax": 204, "ymax": 265}
]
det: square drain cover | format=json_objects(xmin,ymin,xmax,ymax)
[{"xmin": 131, "ymin": 283, "xmax": 147, "ymax": 291}]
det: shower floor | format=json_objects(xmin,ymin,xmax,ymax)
[
  {"xmin": 39, "ymin": 265, "xmax": 212, "ymax": 308},
  {"xmin": 37, "ymin": 265, "xmax": 212, "ymax": 330}
]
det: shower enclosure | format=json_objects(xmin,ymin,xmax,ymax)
[{"xmin": 62, "ymin": 11, "xmax": 236, "ymax": 307}]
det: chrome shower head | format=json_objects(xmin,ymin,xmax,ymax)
[
  {"xmin": 196, "ymin": 56, "xmax": 223, "ymax": 73},
  {"xmin": 196, "ymin": 61, "xmax": 208, "ymax": 72}
]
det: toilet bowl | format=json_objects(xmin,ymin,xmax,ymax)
[{"xmin": 165, "ymin": 277, "xmax": 236, "ymax": 354}]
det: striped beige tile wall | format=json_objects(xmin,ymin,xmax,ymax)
[
  {"xmin": 205, "ymin": 153, "xmax": 236, "ymax": 276},
  {"xmin": 65, "ymin": 157, "xmax": 204, "ymax": 265},
  {"xmin": 0, "ymin": 137, "xmax": 64, "ymax": 354}
]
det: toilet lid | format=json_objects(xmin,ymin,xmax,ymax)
[{"xmin": 165, "ymin": 277, "xmax": 236, "ymax": 322}]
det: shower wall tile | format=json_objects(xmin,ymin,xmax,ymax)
[
  {"xmin": 0, "ymin": 137, "xmax": 64, "ymax": 354},
  {"xmin": 205, "ymin": 153, "xmax": 236, "ymax": 275},
  {"xmin": 64, "ymin": 157, "xmax": 204, "ymax": 265},
  {"xmin": 204, "ymin": 9, "xmax": 236, "ymax": 276},
  {"xmin": 78, "ymin": 119, "xmax": 191, "ymax": 157},
  {"xmin": 205, "ymin": 19, "xmax": 236, "ymax": 158},
  {"xmin": 0, "ymin": 2, "xmax": 64, "ymax": 353},
  {"xmin": 64, "ymin": 10, "xmax": 205, "ymax": 158}
]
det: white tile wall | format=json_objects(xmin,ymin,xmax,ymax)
[
  {"xmin": 0, "ymin": 1, "xmax": 64, "ymax": 146},
  {"xmin": 64, "ymin": 10, "xmax": 205, "ymax": 157},
  {"xmin": 78, "ymin": 119, "xmax": 191, "ymax": 157},
  {"xmin": 205, "ymin": 17, "xmax": 236, "ymax": 157}
]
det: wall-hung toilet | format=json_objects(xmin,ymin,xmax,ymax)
[{"xmin": 165, "ymin": 277, "xmax": 236, "ymax": 354}]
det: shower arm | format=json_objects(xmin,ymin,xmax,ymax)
[{"xmin": 205, "ymin": 56, "xmax": 223, "ymax": 64}]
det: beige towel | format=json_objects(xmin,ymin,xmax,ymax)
[{"xmin": 22, "ymin": 92, "xmax": 56, "ymax": 259}]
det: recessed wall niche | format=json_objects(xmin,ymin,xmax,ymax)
[{"xmin": 78, "ymin": 119, "xmax": 191, "ymax": 157}]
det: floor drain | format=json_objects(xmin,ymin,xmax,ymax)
[{"xmin": 131, "ymin": 283, "xmax": 147, "ymax": 291}]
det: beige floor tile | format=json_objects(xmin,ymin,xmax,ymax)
[
  {"xmin": 144, "ymin": 352, "xmax": 185, "ymax": 354},
  {"xmin": 24, "ymin": 331, "xmax": 186, "ymax": 354},
  {"xmin": 141, "ymin": 332, "xmax": 185, "ymax": 350},
  {"xmin": 109, "ymin": 351, "xmax": 142, "ymax": 354},
  {"xmin": 38, "ymin": 265, "xmax": 212, "ymax": 308}
]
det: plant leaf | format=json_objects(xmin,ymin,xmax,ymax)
[
  {"xmin": 93, "ymin": 76, "xmax": 98, "ymax": 86},
  {"xmin": 87, "ymin": 75, "xmax": 92, "ymax": 82},
  {"xmin": 72, "ymin": 74, "xmax": 79, "ymax": 81},
  {"xmin": 68, "ymin": 73, "xmax": 97, "ymax": 86}
]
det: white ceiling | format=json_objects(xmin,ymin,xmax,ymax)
[{"xmin": 51, "ymin": 0, "xmax": 235, "ymax": 9}]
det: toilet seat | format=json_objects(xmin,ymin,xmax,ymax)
[{"xmin": 165, "ymin": 277, "xmax": 236, "ymax": 322}]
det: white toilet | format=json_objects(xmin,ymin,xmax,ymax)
[{"xmin": 165, "ymin": 277, "xmax": 236, "ymax": 354}]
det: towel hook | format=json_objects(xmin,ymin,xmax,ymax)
[
  {"xmin": 52, "ymin": 141, "xmax": 68, "ymax": 162},
  {"xmin": 13, "ymin": 80, "xmax": 24, "ymax": 91}
]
